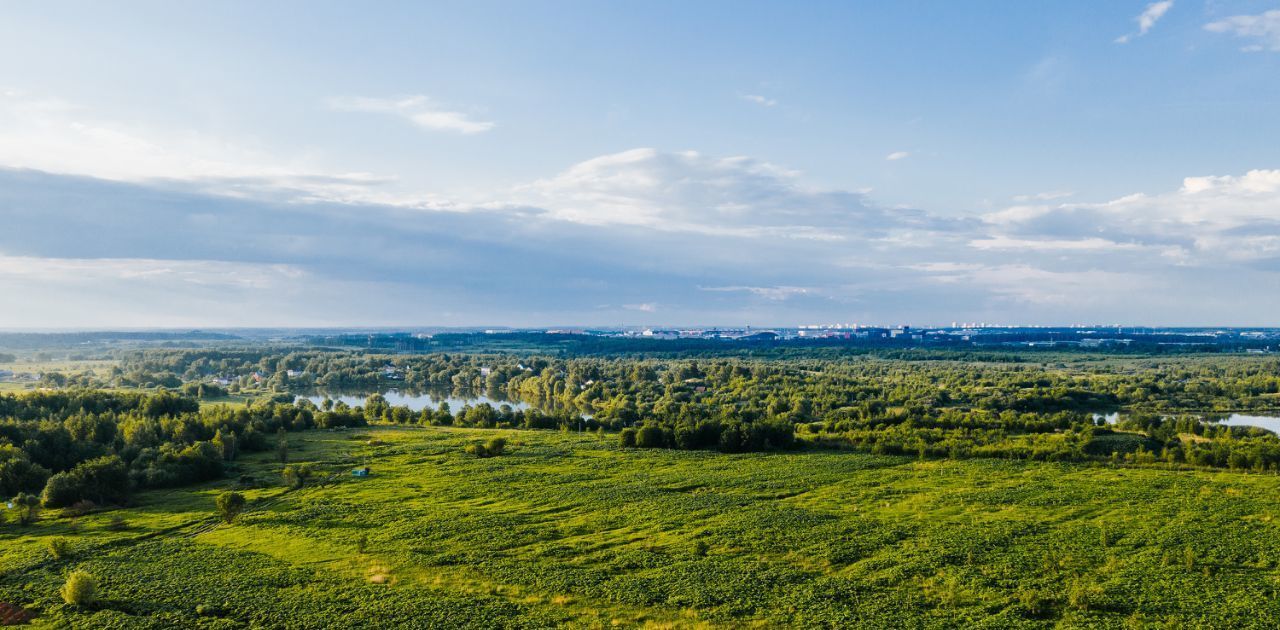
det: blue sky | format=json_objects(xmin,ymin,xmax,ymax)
[{"xmin": 2, "ymin": 1, "xmax": 1279, "ymax": 327}]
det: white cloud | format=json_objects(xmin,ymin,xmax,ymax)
[
  {"xmin": 914, "ymin": 263, "xmax": 1146, "ymax": 306},
  {"xmin": 968, "ymin": 236, "xmax": 1144, "ymax": 252},
  {"xmin": 514, "ymin": 148, "xmax": 929, "ymax": 240},
  {"xmin": 985, "ymin": 169, "xmax": 1280, "ymax": 263},
  {"xmin": 327, "ymin": 95, "xmax": 495, "ymax": 134},
  {"xmin": 0, "ymin": 254, "xmax": 321, "ymax": 328},
  {"xmin": 1205, "ymin": 9, "xmax": 1280, "ymax": 52},
  {"xmin": 886, "ymin": 151, "xmax": 911, "ymax": 161},
  {"xmin": 1116, "ymin": 1, "xmax": 1174, "ymax": 43},
  {"xmin": 3, "ymin": 95, "xmax": 1280, "ymax": 327},
  {"xmin": 701, "ymin": 286, "xmax": 811, "ymax": 300},
  {"xmin": 0, "ymin": 89, "xmax": 435, "ymax": 207},
  {"xmin": 1012, "ymin": 190, "xmax": 1073, "ymax": 202},
  {"xmin": 739, "ymin": 94, "xmax": 777, "ymax": 107}
]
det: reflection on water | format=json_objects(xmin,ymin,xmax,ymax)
[
  {"xmin": 1094, "ymin": 411, "xmax": 1280, "ymax": 434},
  {"xmin": 297, "ymin": 390, "xmax": 530, "ymax": 412},
  {"xmin": 1218, "ymin": 414, "xmax": 1280, "ymax": 433}
]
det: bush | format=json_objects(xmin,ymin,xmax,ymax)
[
  {"xmin": 67, "ymin": 500, "xmax": 97, "ymax": 517},
  {"xmin": 61, "ymin": 570, "xmax": 98, "ymax": 607},
  {"xmin": 464, "ymin": 443, "xmax": 490, "ymax": 458},
  {"xmin": 10, "ymin": 492, "xmax": 40, "ymax": 525},
  {"xmin": 636, "ymin": 425, "xmax": 666, "ymax": 448},
  {"xmin": 484, "ymin": 437, "xmax": 507, "ymax": 456},
  {"xmin": 619, "ymin": 428, "xmax": 638, "ymax": 448},
  {"xmin": 215, "ymin": 491, "xmax": 247, "ymax": 524},
  {"xmin": 47, "ymin": 537, "xmax": 72, "ymax": 560},
  {"xmin": 282, "ymin": 464, "xmax": 313, "ymax": 489}
]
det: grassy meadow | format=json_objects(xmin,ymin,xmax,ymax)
[{"xmin": 5, "ymin": 425, "xmax": 1280, "ymax": 628}]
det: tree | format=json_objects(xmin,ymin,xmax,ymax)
[
  {"xmin": 215, "ymin": 491, "xmax": 246, "ymax": 523},
  {"xmin": 11, "ymin": 492, "xmax": 40, "ymax": 525},
  {"xmin": 40, "ymin": 455, "xmax": 131, "ymax": 508},
  {"xmin": 212, "ymin": 429, "xmax": 238, "ymax": 461},
  {"xmin": 282, "ymin": 464, "xmax": 312, "ymax": 489},
  {"xmin": 61, "ymin": 570, "xmax": 98, "ymax": 606},
  {"xmin": 0, "ymin": 446, "xmax": 52, "ymax": 497},
  {"xmin": 276, "ymin": 427, "xmax": 289, "ymax": 463}
]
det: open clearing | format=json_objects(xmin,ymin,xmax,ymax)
[{"xmin": 5, "ymin": 426, "xmax": 1280, "ymax": 628}]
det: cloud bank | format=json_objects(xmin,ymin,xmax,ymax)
[{"xmin": 2, "ymin": 91, "xmax": 1279, "ymax": 327}]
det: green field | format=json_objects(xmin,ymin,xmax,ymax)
[{"xmin": 6, "ymin": 426, "xmax": 1280, "ymax": 628}]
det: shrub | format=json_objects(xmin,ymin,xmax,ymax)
[
  {"xmin": 215, "ymin": 491, "xmax": 247, "ymax": 524},
  {"xmin": 484, "ymin": 437, "xmax": 507, "ymax": 456},
  {"xmin": 1017, "ymin": 588, "xmax": 1052, "ymax": 618},
  {"xmin": 1067, "ymin": 579, "xmax": 1102, "ymax": 612},
  {"xmin": 67, "ymin": 500, "xmax": 97, "ymax": 517},
  {"xmin": 464, "ymin": 443, "xmax": 490, "ymax": 458},
  {"xmin": 61, "ymin": 570, "xmax": 98, "ymax": 607},
  {"xmin": 619, "ymin": 428, "xmax": 638, "ymax": 448},
  {"xmin": 276, "ymin": 428, "xmax": 289, "ymax": 463},
  {"xmin": 693, "ymin": 540, "xmax": 710, "ymax": 557},
  {"xmin": 281, "ymin": 464, "xmax": 314, "ymax": 489},
  {"xmin": 47, "ymin": 537, "xmax": 72, "ymax": 560},
  {"xmin": 11, "ymin": 492, "xmax": 40, "ymax": 525},
  {"xmin": 636, "ymin": 425, "xmax": 666, "ymax": 448}
]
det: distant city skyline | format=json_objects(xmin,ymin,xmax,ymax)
[{"xmin": 2, "ymin": 1, "xmax": 1280, "ymax": 327}]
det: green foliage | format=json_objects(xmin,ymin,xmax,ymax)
[
  {"xmin": 9, "ymin": 427, "xmax": 1280, "ymax": 627},
  {"xmin": 281, "ymin": 463, "xmax": 313, "ymax": 489},
  {"xmin": 216, "ymin": 491, "xmax": 247, "ymax": 524},
  {"xmin": 276, "ymin": 427, "xmax": 290, "ymax": 463},
  {"xmin": 73, "ymin": 347, "xmax": 1280, "ymax": 464},
  {"xmin": 10, "ymin": 491, "xmax": 40, "ymax": 525},
  {"xmin": 41, "ymin": 455, "xmax": 130, "ymax": 508},
  {"xmin": 484, "ymin": 437, "xmax": 506, "ymax": 456},
  {"xmin": 60, "ymin": 569, "xmax": 98, "ymax": 607},
  {"xmin": 619, "ymin": 427, "xmax": 637, "ymax": 448},
  {"xmin": 636, "ymin": 425, "xmax": 666, "ymax": 448},
  {"xmin": 47, "ymin": 537, "xmax": 72, "ymax": 560}
]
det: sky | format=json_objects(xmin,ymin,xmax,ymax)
[{"xmin": 2, "ymin": 1, "xmax": 1280, "ymax": 328}]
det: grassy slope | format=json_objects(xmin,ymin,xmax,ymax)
[{"xmin": 5, "ymin": 427, "xmax": 1280, "ymax": 628}]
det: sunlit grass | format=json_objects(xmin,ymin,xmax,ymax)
[{"xmin": 6, "ymin": 425, "xmax": 1280, "ymax": 627}]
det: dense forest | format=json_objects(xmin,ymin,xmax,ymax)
[{"xmin": 49, "ymin": 348, "xmax": 1280, "ymax": 470}]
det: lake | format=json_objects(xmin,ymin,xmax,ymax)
[
  {"xmin": 297, "ymin": 390, "xmax": 530, "ymax": 413},
  {"xmin": 1094, "ymin": 412, "xmax": 1280, "ymax": 434}
]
